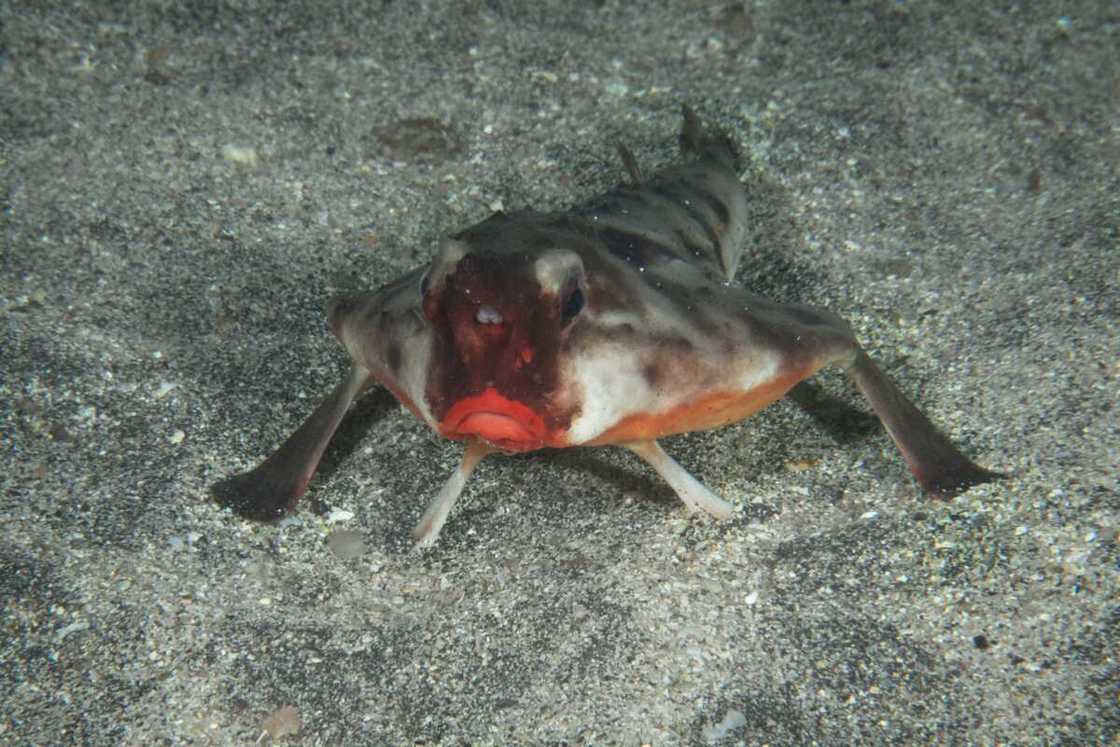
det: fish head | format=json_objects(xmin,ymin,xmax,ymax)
[{"xmin": 420, "ymin": 233, "xmax": 588, "ymax": 452}]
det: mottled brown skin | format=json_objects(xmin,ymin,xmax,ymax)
[
  {"xmin": 420, "ymin": 223, "xmax": 580, "ymax": 448},
  {"xmin": 213, "ymin": 106, "xmax": 1001, "ymax": 542}
]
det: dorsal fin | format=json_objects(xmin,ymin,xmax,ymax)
[
  {"xmin": 616, "ymin": 142, "xmax": 643, "ymax": 186},
  {"xmin": 679, "ymin": 104, "xmax": 706, "ymax": 153},
  {"xmin": 679, "ymin": 104, "xmax": 739, "ymax": 169}
]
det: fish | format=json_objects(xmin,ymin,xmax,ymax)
[{"xmin": 213, "ymin": 106, "xmax": 1001, "ymax": 547}]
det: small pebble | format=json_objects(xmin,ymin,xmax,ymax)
[
  {"xmin": 222, "ymin": 144, "xmax": 259, "ymax": 167},
  {"xmin": 704, "ymin": 709, "xmax": 746, "ymax": 742},
  {"xmin": 55, "ymin": 621, "xmax": 90, "ymax": 642},
  {"xmin": 261, "ymin": 705, "xmax": 301, "ymax": 739},
  {"xmin": 327, "ymin": 529, "xmax": 365, "ymax": 559},
  {"xmin": 325, "ymin": 509, "xmax": 354, "ymax": 524}
]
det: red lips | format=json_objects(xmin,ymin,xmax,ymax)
[{"xmin": 440, "ymin": 388, "xmax": 551, "ymax": 452}]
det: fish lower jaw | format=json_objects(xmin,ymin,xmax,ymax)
[
  {"xmin": 451, "ymin": 412, "xmax": 543, "ymax": 453},
  {"xmin": 438, "ymin": 387, "xmax": 557, "ymax": 453}
]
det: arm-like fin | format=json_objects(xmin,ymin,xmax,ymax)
[
  {"xmin": 845, "ymin": 351, "xmax": 1003, "ymax": 497},
  {"xmin": 212, "ymin": 366, "xmax": 375, "ymax": 519},
  {"xmin": 412, "ymin": 440, "xmax": 493, "ymax": 548},
  {"xmin": 616, "ymin": 142, "xmax": 643, "ymax": 186},
  {"xmin": 624, "ymin": 440, "xmax": 735, "ymax": 519}
]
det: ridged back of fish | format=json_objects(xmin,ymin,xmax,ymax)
[{"xmin": 574, "ymin": 118, "xmax": 748, "ymax": 284}]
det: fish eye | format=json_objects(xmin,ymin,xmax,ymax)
[
  {"xmin": 419, "ymin": 270, "xmax": 431, "ymax": 298},
  {"xmin": 560, "ymin": 285, "xmax": 585, "ymax": 324}
]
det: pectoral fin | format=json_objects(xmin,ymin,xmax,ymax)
[
  {"xmin": 624, "ymin": 439, "xmax": 735, "ymax": 519},
  {"xmin": 845, "ymin": 351, "xmax": 1003, "ymax": 496},
  {"xmin": 412, "ymin": 440, "xmax": 494, "ymax": 548},
  {"xmin": 213, "ymin": 365, "xmax": 374, "ymax": 519}
]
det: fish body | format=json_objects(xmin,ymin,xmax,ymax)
[{"xmin": 215, "ymin": 107, "xmax": 999, "ymax": 546}]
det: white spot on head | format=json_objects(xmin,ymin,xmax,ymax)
[{"xmin": 476, "ymin": 306, "xmax": 503, "ymax": 324}]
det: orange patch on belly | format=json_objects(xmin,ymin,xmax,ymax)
[{"xmin": 585, "ymin": 366, "xmax": 812, "ymax": 446}]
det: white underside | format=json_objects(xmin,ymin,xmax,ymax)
[{"xmin": 564, "ymin": 329, "xmax": 781, "ymax": 445}]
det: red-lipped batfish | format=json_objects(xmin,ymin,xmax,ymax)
[{"xmin": 214, "ymin": 107, "xmax": 1000, "ymax": 547}]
